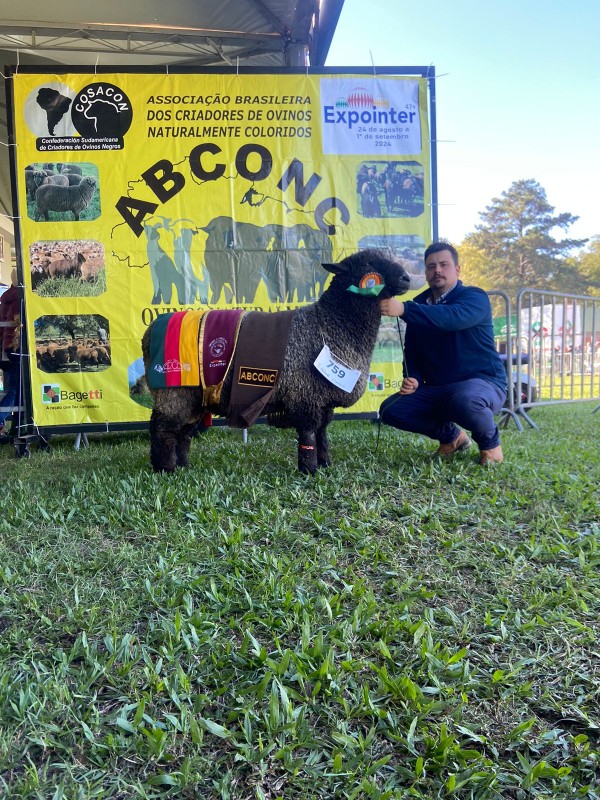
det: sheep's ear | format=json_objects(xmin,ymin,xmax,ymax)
[{"xmin": 322, "ymin": 261, "xmax": 349, "ymax": 275}]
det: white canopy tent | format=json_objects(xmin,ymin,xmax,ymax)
[{"xmin": 0, "ymin": 0, "xmax": 344, "ymax": 278}]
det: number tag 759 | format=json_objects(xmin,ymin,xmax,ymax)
[{"xmin": 314, "ymin": 345, "xmax": 361, "ymax": 393}]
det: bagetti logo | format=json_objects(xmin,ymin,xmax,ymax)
[
  {"xmin": 368, "ymin": 373, "xmax": 384, "ymax": 391},
  {"xmin": 59, "ymin": 388, "xmax": 103, "ymax": 402},
  {"xmin": 42, "ymin": 384, "xmax": 61, "ymax": 403},
  {"xmin": 42, "ymin": 383, "xmax": 104, "ymax": 404},
  {"xmin": 71, "ymin": 82, "xmax": 133, "ymax": 139}
]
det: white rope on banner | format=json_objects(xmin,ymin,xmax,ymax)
[
  {"xmin": 425, "ymin": 65, "xmax": 449, "ymax": 80},
  {"xmin": 369, "ymin": 50, "xmax": 376, "ymax": 77},
  {"xmin": 1, "ymin": 50, "xmax": 19, "ymax": 78},
  {"xmin": 95, "ymin": 53, "xmax": 99, "ymax": 74}
]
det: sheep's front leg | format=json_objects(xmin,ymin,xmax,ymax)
[
  {"xmin": 175, "ymin": 422, "xmax": 199, "ymax": 468},
  {"xmin": 297, "ymin": 430, "xmax": 318, "ymax": 475},
  {"xmin": 316, "ymin": 426, "xmax": 332, "ymax": 469},
  {"xmin": 316, "ymin": 411, "xmax": 334, "ymax": 468},
  {"xmin": 149, "ymin": 410, "xmax": 181, "ymax": 473}
]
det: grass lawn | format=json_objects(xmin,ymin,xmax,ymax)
[{"xmin": 0, "ymin": 404, "xmax": 598, "ymax": 799}]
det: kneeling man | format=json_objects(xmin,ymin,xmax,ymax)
[{"xmin": 379, "ymin": 241, "xmax": 507, "ymax": 465}]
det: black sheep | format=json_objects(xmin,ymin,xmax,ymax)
[{"xmin": 141, "ymin": 248, "xmax": 411, "ymax": 474}]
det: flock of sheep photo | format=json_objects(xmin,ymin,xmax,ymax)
[
  {"xmin": 29, "ymin": 239, "xmax": 105, "ymax": 297},
  {"xmin": 34, "ymin": 315, "xmax": 111, "ymax": 374},
  {"xmin": 25, "ymin": 162, "xmax": 99, "ymax": 223},
  {"xmin": 357, "ymin": 160, "xmax": 425, "ymax": 219}
]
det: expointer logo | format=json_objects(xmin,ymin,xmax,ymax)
[
  {"xmin": 320, "ymin": 77, "xmax": 422, "ymax": 156},
  {"xmin": 325, "ymin": 99, "xmax": 416, "ymax": 130}
]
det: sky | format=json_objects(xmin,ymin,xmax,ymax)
[{"xmin": 325, "ymin": 0, "xmax": 600, "ymax": 250}]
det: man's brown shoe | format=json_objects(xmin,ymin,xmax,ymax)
[
  {"xmin": 479, "ymin": 446, "xmax": 503, "ymax": 465},
  {"xmin": 433, "ymin": 430, "xmax": 471, "ymax": 457}
]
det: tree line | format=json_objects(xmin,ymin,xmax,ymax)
[{"xmin": 457, "ymin": 179, "xmax": 599, "ymax": 300}]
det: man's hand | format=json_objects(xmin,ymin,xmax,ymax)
[
  {"xmin": 380, "ymin": 298, "xmax": 405, "ymax": 317},
  {"xmin": 399, "ymin": 377, "xmax": 419, "ymax": 395}
]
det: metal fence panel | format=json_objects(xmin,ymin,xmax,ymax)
[
  {"xmin": 515, "ymin": 289, "xmax": 600, "ymax": 427},
  {"xmin": 487, "ymin": 290, "xmax": 525, "ymax": 430}
]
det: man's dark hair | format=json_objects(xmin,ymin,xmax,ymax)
[{"xmin": 424, "ymin": 240, "xmax": 459, "ymax": 265}]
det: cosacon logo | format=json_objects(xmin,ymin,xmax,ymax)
[
  {"xmin": 42, "ymin": 384, "xmax": 103, "ymax": 403},
  {"xmin": 71, "ymin": 82, "xmax": 133, "ymax": 139}
]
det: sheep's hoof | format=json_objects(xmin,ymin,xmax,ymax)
[{"xmin": 298, "ymin": 464, "xmax": 317, "ymax": 476}]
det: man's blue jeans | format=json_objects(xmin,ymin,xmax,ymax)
[{"xmin": 379, "ymin": 379, "xmax": 507, "ymax": 451}]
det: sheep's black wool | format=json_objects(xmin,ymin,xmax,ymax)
[{"xmin": 141, "ymin": 248, "xmax": 411, "ymax": 474}]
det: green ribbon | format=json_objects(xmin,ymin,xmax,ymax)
[{"xmin": 347, "ymin": 284, "xmax": 385, "ymax": 296}]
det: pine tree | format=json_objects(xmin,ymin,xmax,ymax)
[
  {"xmin": 573, "ymin": 236, "xmax": 600, "ymax": 296},
  {"xmin": 464, "ymin": 179, "xmax": 587, "ymax": 298},
  {"xmin": 456, "ymin": 241, "xmax": 493, "ymax": 291}
]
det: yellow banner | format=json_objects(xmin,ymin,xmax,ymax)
[{"xmin": 11, "ymin": 71, "xmax": 431, "ymax": 426}]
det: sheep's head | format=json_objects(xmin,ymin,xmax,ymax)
[{"xmin": 323, "ymin": 248, "xmax": 412, "ymax": 299}]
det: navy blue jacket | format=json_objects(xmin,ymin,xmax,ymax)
[{"xmin": 401, "ymin": 281, "xmax": 507, "ymax": 390}]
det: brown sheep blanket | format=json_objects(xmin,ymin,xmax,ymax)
[{"xmin": 147, "ymin": 309, "xmax": 295, "ymax": 427}]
